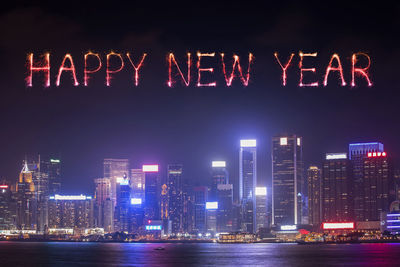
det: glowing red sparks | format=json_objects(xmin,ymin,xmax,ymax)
[
  {"xmin": 84, "ymin": 52, "xmax": 102, "ymax": 86},
  {"xmin": 167, "ymin": 53, "xmax": 191, "ymax": 87},
  {"xmin": 197, "ymin": 52, "xmax": 216, "ymax": 87},
  {"xmin": 26, "ymin": 53, "xmax": 50, "ymax": 87},
  {"xmin": 274, "ymin": 52, "xmax": 294, "ymax": 86},
  {"xmin": 323, "ymin": 54, "xmax": 346, "ymax": 86},
  {"xmin": 56, "ymin": 54, "xmax": 79, "ymax": 86},
  {"xmin": 126, "ymin": 53, "xmax": 147, "ymax": 86},
  {"xmin": 351, "ymin": 52, "xmax": 372, "ymax": 87},
  {"xmin": 299, "ymin": 52, "xmax": 319, "ymax": 87},
  {"xmin": 221, "ymin": 53, "xmax": 253, "ymax": 86},
  {"xmin": 106, "ymin": 52, "xmax": 124, "ymax": 86}
]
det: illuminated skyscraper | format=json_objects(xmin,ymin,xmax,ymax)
[
  {"xmin": 130, "ymin": 168, "xmax": 145, "ymax": 200},
  {"xmin": 255, "ymin": 187, "xmax": 267, "ymax": 232},
  {"xmin": 217, "ymin": 184, "xmax": 233, "ymax": 232},
  {"xmin": 94, "ymin": 178, "xmax": 113, "ymax": 231},
  {"xmin": 322, "ymin": 153, "xmax": 353, "ymax": 222},
  {"xmin": 193, "ymin": 186, "xmax": 207, "ymax": 234},
  {"xmin": 272, "ymin": 135, "xmax": 303, "ymax": 226},
  {"xmin": 16, "ymin": 161, "xmax": 35, "ymax": 230},
  {"xmin": 362, "ymin": 151, "xmax": 392, "ymax": 221},
  {"xmin": 104, "ymin": 159, "xmax": 129, "ymax": 209},
  {"xmin": 143, "ymin": 165, "xmax": 161, "ymax": 221},
  {"xmin": 115, "ymin": 175, "xmax": 131, "ymax": 232},
  {"xmin": 0, "ymin": 183, "xmax": 14, "ymax": 230},
  {"xmin": 307, "ymin": 166, "xmax": 321, "ymax": 226},
  {"xmin": 210, "ymin": 161, "xmax": 228, "ymax": 201},
  {"xmin": 239, "ymin": 139, "xmax": 257, "ymax": 233},
  {"xmin": 349, "ymin": 142, "xmax": 384, "ymax": 221},
  {"xmin": 167, "ymin": 164, "xmax": 183, "ymax": 234}
]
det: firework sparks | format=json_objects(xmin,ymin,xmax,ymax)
[
  {"xmin": 84, "ymin": 52, "xmax": 102, "ymax": 86},
  {"xmin": 197, "ymin": 52, "xmax": 216, "ymax": 87},
  {"xmin": 167, "ymin": 53, "xmax": 191, "ymax": 87},
  {"xmin": 274, "ymin": 52, "xmax": 294, "ymax": 86},
  {"xmin": 126, "ymin": 53, "xmax": 147, "ymax": 86},
  {"xmin": 351, "ymin": 52, "xmax": 372, "ymax": 87},
  {"xmin": 26, "ymin": 53, "xmax": 50, "ymax": 87},
  {"xmin": 221, "ymin": 53, "xmax": 253, "ymax": 86},
  {"xmin": 106, "ymin": 52, "xmax": 124, "ymax": 86},
  {"xmin": 299, "ymin": 52, "xmax": 319, "ymax": 87},
  {"xmin": 56, "ymin": 54, "xmax": 79, "ymax": 86}
]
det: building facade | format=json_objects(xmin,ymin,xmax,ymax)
[{"xmin": 272, "ymin": 135, "xmax": 303, "ymax": 226}]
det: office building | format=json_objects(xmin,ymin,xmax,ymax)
[
  {"xmin": 307, "ymin": 166, "xmax": 322, "ymax": 226},
  {"xmin": 167, "ymin": 164, "xmax": 183, "ymax": 234},
  {"xmin": 217, "ymin": 183, "xmax": 233, "ymax": 232},
  {"xmin": 239, "ymin": 139, "xmax": 257, "ymax": 233},
  {"xmin": 48, "ymin": 194, "xmax": 94, "ymax": 230},
  {"xmin": 210, "ymin": 161, "xmax": 228, "ymax": 201},
  {"xmin": 272, "ymin": 135, "xmax": 303, "ymax": 226},
  {"xmin": 193, "ymin": 186, "xmax": 208, "ymax": 234},
  {"xmin": 322, "ymin": 153, "xmax": 353, "ymax": 222},
  {"xmin": 349, "ymin": 142, "xmax": 384, "ymax": 221},
  {"xmin": 103, "ymin": 159, "xmax": 129, "ymax": 209},
  {"xmin": 143, "ymin": 165, "xmax": 161, "ymax": 221},
  {"xmin": 255, "ymin": 187, "xmax": 267, "ymax": 232}
]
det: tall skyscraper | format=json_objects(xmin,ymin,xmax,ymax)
[
  {"xmin": 94, "ymin": 178, "xmax": 113, "ymax": 231},
  {"xmin": 217, "ymin": 183, "xmax": 233, "ymax": 232},
  {"xmin": 255, "ymin": 187, "xmax": 267, "ymax": 232},
  {"xmin": 16, "ymin": 161, "xmax": 35, "ymax": 230},
  {"xmin": 130, "ymin": 168, "xmax": 145, "ymax": 200},
  {"xmin": 103, "ymin": 159, "xmax": 129, "ymax": 209},
  {"xmin": 307, "ymin": 166, "xmax": 322, "ymax": 226},
  {"xmin": 143, "ymin": 165, "xmax": 161, "ymax": 221},
  {"xmin": 272, "ymin": 134, "xmax": 303, "ymax": 226},
  {"xmin": 239, "ymin": 139, "xmax": 257, "ymax": 233},
  {"xmin": 349, "ymin": 142, "xmax": 384, "ymax": 221},
  {"xmin": 114, "ymin": 175, "xmax": 131, "ymax": 232},
  {"xmin": 322, "ymin": 153, "xmax": 353, "ymax": 222},
  {"xmin": 210, "ymin": 161, "xmax": 228, "ymax": 201},
  {"xmin": 167, "ymin": 164, "xmax": 183, "ymax": 234},
  {"xmin": 193, "ymin": 186, "xmax": 208, "ymax": 234},
  {"xmin": 362, "ymin": 151, "xmax": 392, "ymax": 221},
  {"xmin": 40, "ymin": 158, "xmax": 61, "ymax": 195},
  {"xmin": 0, "ymin": 183, "xmax": 14, "ymax": 230}
]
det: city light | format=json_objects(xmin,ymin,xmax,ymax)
[
  {"xmin": 51, "ymin": 194, "xmax": 91, "ymax": 200},
  {"xmin": 367, "ymin": 151, "xmax": 387, "ymax": 158},
  {"xmin": 142, "ymin": 165, "xmax": 159, "ymax": 172},
  {"xmin": 281, "ymin": 225, "xmax": 297, "ymax": 231},
  {"xmin": 322, "ymin": 222, "xmax": 354, "ymax": 230},
  {"xmin": 280, "ymin": 137, "xmax": 287, "ymax": 145},
  {"xmin": 326, "ymin": 153, "xmax": 347, "ymax": 160},
  {"xmin": 116, "ymin": 177, "xmax": 129, "ymax": 185},
  {"xmin": 212, "ymin": 161, "xmax": 226, "ymax": 168},
  {"xmin": 50, "ymin": 159, "xmax": 60, "ymax": 163},
  {"xmin": 255, "ymin": 187, "xmax": 267, "ymax": 196},
  {"xmin": 240, "ymin": 139, "xmax": 256, "ymax": 147},
  {"xmin": 130, "ymin": 198, "xmax": 142, "ymax": 205},
  {"xmin": 0, "ymin": 185, "xmax": 8, "ymax": 189},
  {"xmin": 206, "ymin": 202, "xmax": 218, "ymax": 210},
  {"xmin": 145, "ymin": 225, "xmax": 162, "ymax": 230}
]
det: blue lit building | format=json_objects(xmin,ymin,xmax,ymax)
[
  {"xmin": 349, "ymin": 142, "xmax": 384, "ymax": 221},
  {"xmin": 239, "ymin": 140, "xmax": 257, "ymax": 233},
  {"xmin": 143, "ymin": 165, "xmax": 161, "ymax": 221}
]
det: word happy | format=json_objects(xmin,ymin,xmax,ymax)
[{"xmin": 26, "ymin": 52, "xmax": 372, "ymax": 87}]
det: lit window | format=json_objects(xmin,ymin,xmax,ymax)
[
  {"xmin": 297, "ymin": 137, "xmax": 301, "ymax": 146},
  {"xmin": 280, "ymin": 137, "xmax": 287, "ymax": 146}
]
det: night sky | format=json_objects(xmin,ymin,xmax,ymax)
[{"xmin": 0, "ymin": 2, "xmax": 399, "ymax": 198}]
